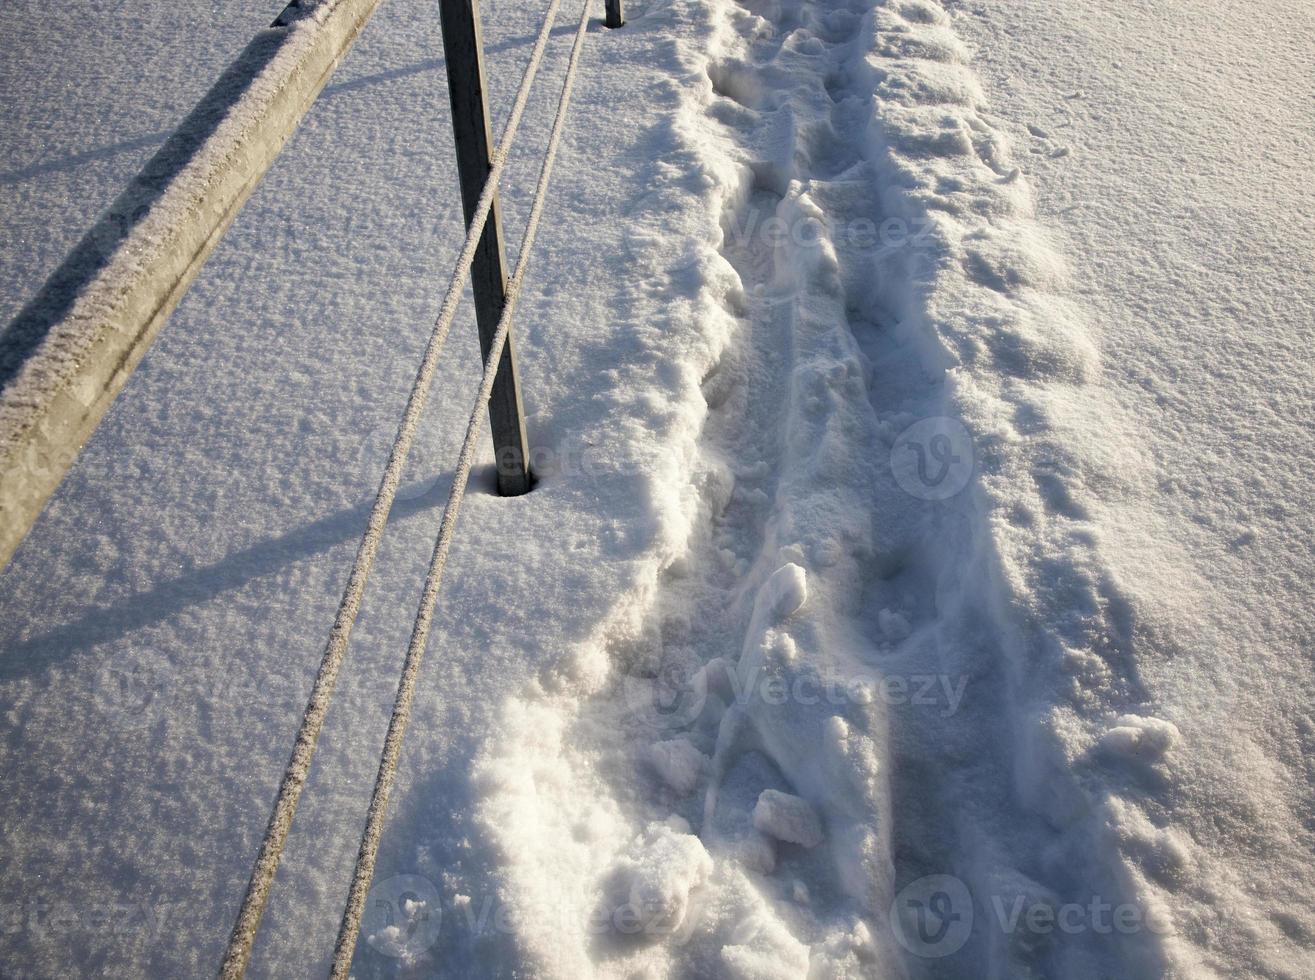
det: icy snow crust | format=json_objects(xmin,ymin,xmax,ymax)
[{"xmin": 0, "ymin": 0, "xmax": 1305, "ymax": 977}]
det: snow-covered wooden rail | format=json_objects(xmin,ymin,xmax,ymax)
[{"xmin": 0, "ymin": 0, "xmax": 385, "ymax": 570}]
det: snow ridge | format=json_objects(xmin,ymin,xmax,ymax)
[{"xmin": 852, "ymin": 1, "xmax": 1197, "ymax": 976}]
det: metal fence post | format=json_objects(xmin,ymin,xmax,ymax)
[
  {"xmin": 439, "ymin": 0, "xmax": 533, "ymax": 496},
  {"xmin": 605, "ymin": 0, "xmax": 624, "ymax": 28}
]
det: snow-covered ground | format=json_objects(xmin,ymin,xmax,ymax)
[{"xmin": 1, "ymin": 0, "xmax": 1312, "ymax": 977}]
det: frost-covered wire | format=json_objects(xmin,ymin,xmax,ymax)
[
  {"xmin": 327, "ymin": 1, "xmax": 594, "ymax": 974},
  {"xmin": 218, "ymin": 0, "xmax": 566, "ymax": 974}
]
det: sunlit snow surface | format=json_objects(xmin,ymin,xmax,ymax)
[{"xmin": 1, "ymin": 0, "xmax": 1313, "ymax": 977}]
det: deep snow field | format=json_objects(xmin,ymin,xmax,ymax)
[{"xmin": 1, "ymin": 0, "xmax": 1312, "ymax": 977}]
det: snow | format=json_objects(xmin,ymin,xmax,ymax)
[
  {"xmin": 1099, "ymin": 713, "xmax": 1181, "ymax": 764},
  {"xmin": 751, "ymin": 789, "xmax": 824, "ymax": 849},
  {"xmin": 647, "ymin": 737, "xmax": 708, "ymax": 796},
  {"xmin": 876, "ymin": 606, "xmax": 910, "ymax": 641},
  {"xmin": 756, "ymin": 562, "xmax": 808, "ymax": 623},
  {"xmin": 948, "ymin": 1, "xmax": 1315, "ymax": 976},
  {"xmin": 1, "ymin": 0, "xmax": 1314, "ymax": 977},
  {"xmin": 612, "ymin": 818, "xmax": 714, "ymax": 939},
  {"xmin": 719, "ymin": 911, "xmax": 812, "ymax": 979}
]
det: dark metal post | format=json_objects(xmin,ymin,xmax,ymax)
[
  {"xmin": 605, "ymin": 0, "xmax": 624, "ymax": 28},
  {"xmin": 439, "ymin": 0, "xmax": 533, "ymax": 496}
]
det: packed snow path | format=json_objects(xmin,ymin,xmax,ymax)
[
  {"xmin": 470, "ymin": 0, "xmax": 1170, "ymax": 974},
  {"xmin": 2, "ymin": 0, "xmax": 1314, "ymax": 978}
]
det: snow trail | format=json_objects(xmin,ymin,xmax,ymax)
[
  {"xmin": 470, "ymin": 0, "xmax": 901, "ymax": 971},
  {"xmin": 473, "ymin": 0, "xmax": 1191, "ymax": 975}
]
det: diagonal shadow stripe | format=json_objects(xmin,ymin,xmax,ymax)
[{"xmin": 0, "ymin": 473, "xmax": 463, "ymax": 680}]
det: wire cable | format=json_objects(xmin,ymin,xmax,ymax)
[
  {"xmin": 218, "ymin": 1, "xmax": 565, "ymax": 973},
  {"xmin": 326, "ymin": 2, "xmax": 593, "ymax": 973}
]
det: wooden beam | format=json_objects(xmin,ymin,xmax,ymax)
[{"xmin": 0, "ymin": 0, "xmax": 387, "ymax": 570}]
